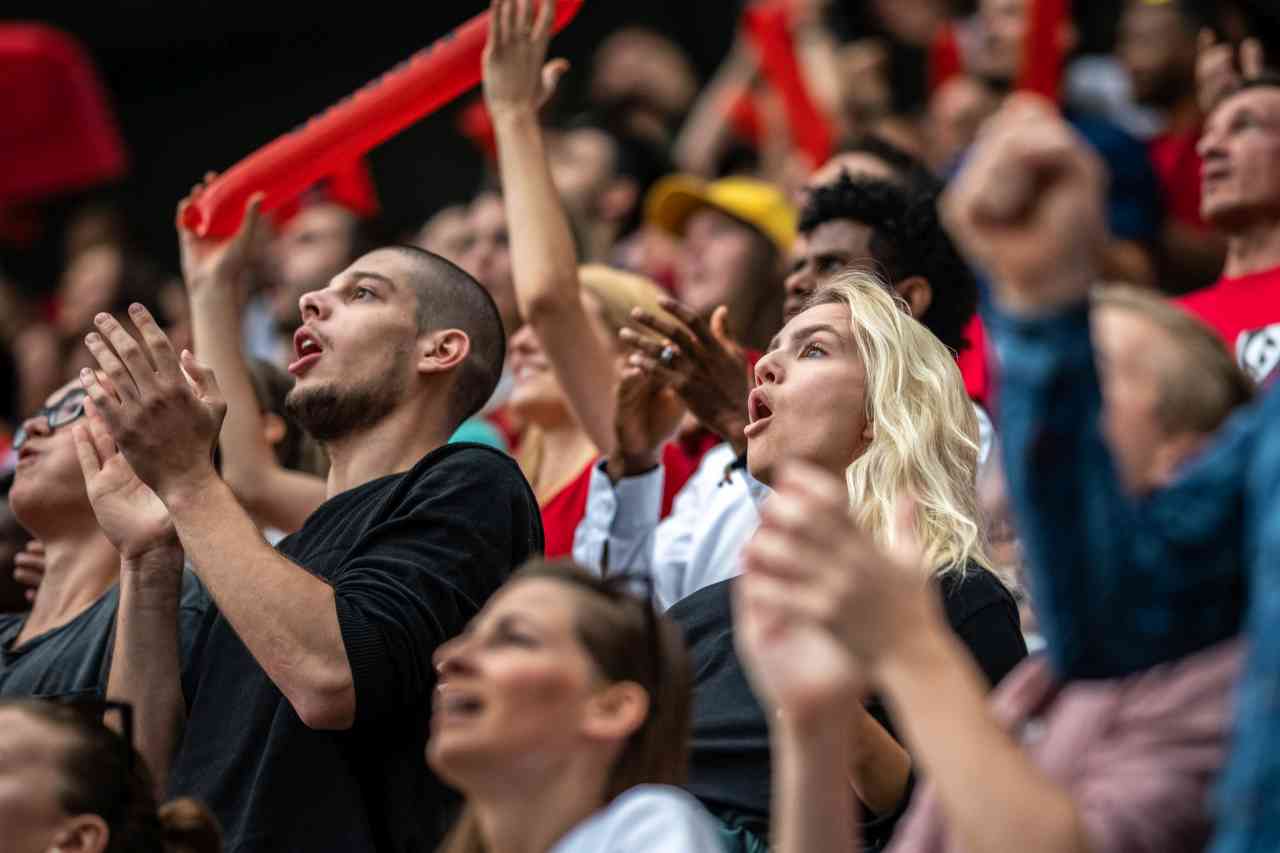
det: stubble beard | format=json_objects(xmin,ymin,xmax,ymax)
[{"xmin": 285, "ymin": 373, "xmax": 406, "ymax": 444}]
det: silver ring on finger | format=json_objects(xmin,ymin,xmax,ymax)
[{"xmin": 659, "ymin": 344, "xmax": 678, "ymax": 368}]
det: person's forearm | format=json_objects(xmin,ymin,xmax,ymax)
[
  {"xmin": 189, "ymin": 286, "xmax": 324, "ymax": 531},
  {"xmin": 847, "ymin": 703, "xmax": 911, "ymax": 815},
  {"xmin": 989, "ymin": 303, "xmax": 1247, "ymax": 677},
  {"xmin": 772, "ymin": 714, "xmax": 858, "ymax": 853},
  {"xmin": 877, "ymin": 624, "xmax": 1087, "ymax": 853},
  {"xmin": 491, "ymin": 105, "xmax": 619, "ymax": 452},
  {"xmin": 108, "ymin": 545, "xmax": 187, "ymax": 797},
  {"xmin": 165, "ymin": 473, "xmax": 355, "ymax": 729}
]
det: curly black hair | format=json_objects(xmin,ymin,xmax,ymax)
[
  {"xmin": 833, "ymin": 134, "xmax": 941, "ymax": 195},
  {"xmin": 799, "ymin": 172, "xmax": 977, "ymax": 353}
]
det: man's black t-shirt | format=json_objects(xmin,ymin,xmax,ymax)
[
  {"xmin": 0, "ymin": 573, "xmax": 208, "ymax": 701},
  {"xmin": 168, "ymin": 444, "xmax": 543, "ymax": 853},
  {"xmin": 670, "ymin": 564, "xmax": 1027, "ymax": 850}
]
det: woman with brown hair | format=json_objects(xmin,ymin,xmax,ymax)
[
  {"xmin": 428, "ymin": 560, "xmax": 720, "ymax": 853},
  {"xmin": 0, "ymin": 698, "xmax": 221, "ymax": 853}
]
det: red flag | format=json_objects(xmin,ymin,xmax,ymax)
[
  {"xmin": 1016, "ymin": 0, "xmax": 1071, "ymax": 100},
  {"xmin": 742, "ymin": 2, "xmax": 835, "ymax": 169}
]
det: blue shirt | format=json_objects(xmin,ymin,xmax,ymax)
[{"xmin": 988, "ymin": 301, "xmax": 1280, "ymax": 852}]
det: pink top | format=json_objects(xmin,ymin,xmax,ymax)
[{"xmin": 888, "ymin": 639, "xmax": 1243, "ymax": 853}]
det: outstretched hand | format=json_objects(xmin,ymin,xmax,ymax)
[
  {"xmin": 483, "ymin": 0, "xmax": 570, "ymax": 116},
  {"xmin": 79, "ymin": 305, "xmax": 227, "ymax": 505},
  {"xmin": 940, "ymin": 95, "xmax": 1108, "ymax": 317},
  {"xmin": 177, "ymin": 181, "xmax": 265, "ymax": 298},
  {"xmin": 71, "ymin": 395, "xmax": 177, "ymax": 560},
  {"xmin": 620, "ymin": 299, "xmax": 753, "ymax": 454},
  {"xmin": 741, "ymin": 461, "xmax": 938, "ymax": 682}
]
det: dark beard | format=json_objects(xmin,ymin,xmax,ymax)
[{"xmin": 285, "ymin": 378, "xmax": 403, "ymax": 444}]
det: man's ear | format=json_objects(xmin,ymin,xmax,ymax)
[
  {"xmin": 49, "ymin": 814, "xmax": 110, "ymax": 853},
  {"xmin": 894, "ymin": 275, "xmax": 933, "ymax": 320},
  {"xmin": 581, "ymin": 681, "xmax": 649, "ymax": 744},
  {"xmin": 418, "ymin": 329, "xmax": 471, "ymax": 377},
  {"xmin": 600, "ymin": 178, "xmax": 639, "ymax": 226}
]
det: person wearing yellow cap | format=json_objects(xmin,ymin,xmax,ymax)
[{"xmin": 646, "ymin": 174, "xmax": 796, "ymax": 352}]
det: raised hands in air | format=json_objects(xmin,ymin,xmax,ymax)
[
  {"xmin": 483, "ymin": 0, "xmax": 570, "ymax": 117},
  {"xmin": 941, "ymin": 96, "xmax": 1108, "ymax": 318}
]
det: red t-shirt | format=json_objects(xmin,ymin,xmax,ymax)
[
  {"xmin": 1148, "ymin": 128, "xmax": 1206, "ymax": 231},
  {"xmin": 1177, "ymin": 266, "xmax": 1280, "ymax": 385},
  {"xmin": 956, "ymin": 314, "xmax": 993, "ymax": 408},
  {"xmin": 538, "ymin": 440, "xmax": 718, "ymax": 559}
]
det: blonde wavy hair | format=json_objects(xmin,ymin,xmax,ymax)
[{"xmin": 805, "ymin": 270, "xmax": 997, "ymax": 582}]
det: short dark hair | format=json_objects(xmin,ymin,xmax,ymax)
[
  {"xmin": 799, "ymin": 174, "xmax": 977, "ymax": 353},
  {"xmin": 833, "ymin": 134, "xmax": 940, "ymax": 194},
  {"xmin": 385, "ymin": 245, "xmax": 506, "ymax": 428}
]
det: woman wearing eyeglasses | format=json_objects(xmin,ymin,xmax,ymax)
[
  {"xmin": 428, "ymin": 560, "xmax": 721, "ymax": 853},
  {"xmin": 0, "ymin": 697, "xmax": 220, "ymax": 853},
  {"xmin": 1, "ymin": 378, "xmax": 207, "ymax": 705}
]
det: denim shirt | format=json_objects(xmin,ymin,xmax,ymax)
[{"xmin": 987, "ymin": 301, "xmax": 1280, "ymax": 852}]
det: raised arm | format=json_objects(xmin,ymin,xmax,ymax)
[
  {"xmin": 483, "ymin": 0, "xmax": 619, "ymax": 453},
  {"xmin": 177, "ymin": 189, "xmax": 325, "ymax": 533},
  {"xmin": 80, "ymin": 308, "xmax": 356, "ymax": 731},
  {"xmin": 72, "ymin": 397, "xmax": 187, "ymax": 795},
  {"xmin": 940, "ymin": 96, "xmax": 1249, "ymax": 678}
]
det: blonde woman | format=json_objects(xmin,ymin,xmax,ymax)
[{"xmin": 660, "ymin": 272, "xmax": 1026, "ymax": 852}]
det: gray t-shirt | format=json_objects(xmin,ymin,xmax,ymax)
[
  {"xmin": 549, "ymin": 785, "xmax": 722, "ymax": 853},
  {"xmin": 0, "ymin": 571, "xmax": 209, "ymax": 701}
]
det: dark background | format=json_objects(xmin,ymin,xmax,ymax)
[
  {"xmin": 2, "ymin": 1, "xmax": 748, "ymax": 290},
  {"xmin": 23, "ymin": 0, "xmax": 1270, "ymax": 290}
]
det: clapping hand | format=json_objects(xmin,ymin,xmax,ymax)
[
  {"xmin": 79, "ymin": 306, "xmax": 226, "ymax": 506},
  {"xmin": 71, "ymin": 393, "xmax": 177, "ymax": 561},
  {"xmin": 606, "ymin": 360, "xmax": 686, "ymax": 482},
  {"xmin": 740, "ymin": 461, "xmax": 938, "ymax": 684},
  {"xmin": 619, "ymin": 299, "xmax": 753, "ymax": 454}
]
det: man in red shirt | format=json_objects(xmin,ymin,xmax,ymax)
[
  {"xmin": 1178, "ymin": 71, "xmax": 1280, "ymax": 385},
  {"xmin": 1118, "ymin": 0, "xmax": 1227, "ymax": 294}
]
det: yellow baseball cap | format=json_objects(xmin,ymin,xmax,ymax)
[{"xmin": 645, "ymin": 174, "xmax": 797, "ymax": 254}]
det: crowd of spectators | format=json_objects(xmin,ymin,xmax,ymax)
[{"xmin": 3, "ymin": 0, "xmax": 1280, "ymax": 851}]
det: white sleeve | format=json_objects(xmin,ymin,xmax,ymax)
[
  {"xmin": 556, "ymin": 786, "xmax": 723, "ymax": 853},
  {"xmin": 572, "ymin": 461, "xmax": 698, "ymax": 610}
]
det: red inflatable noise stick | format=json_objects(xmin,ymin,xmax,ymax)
[{"xmin": 181, "ymin": 0, "xmax": 584, "ymax": 238}]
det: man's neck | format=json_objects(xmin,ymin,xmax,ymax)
[
  {"xmin": 322, "ymin": 401, "xmax": 453, "ymax": 498},
  {"xmin": 470, "ymin": 760, "xmax": 609, "ymax": 853},
  {"xmin": 18, "ymin": 527, "xmax": 118, "ymax": 643},
  {"xmin": 1223, "ymin": 217, "xmax": 1280, "ymax": 279}
]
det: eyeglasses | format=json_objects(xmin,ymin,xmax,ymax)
[{"xmin": 13, "ymin": 389, "xmax": 89, "ymax": 450}]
